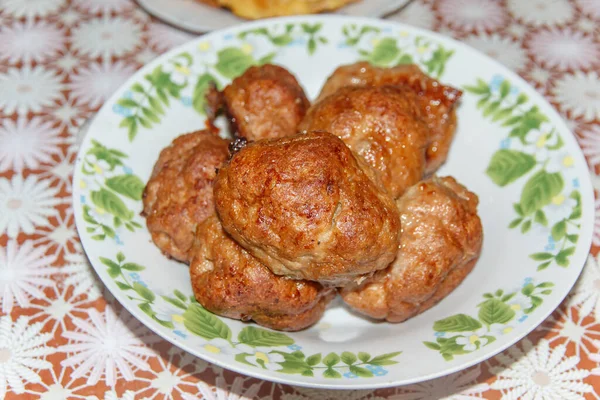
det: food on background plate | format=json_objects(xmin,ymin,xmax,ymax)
[
  {"xmin": 197, "ymin": 0, "xmax": 359, "ymax": 19},
  {"xmin": 341, "ymin": 176, "xmax": 483, "ymax": 322},
  {"xmin": 189, "ymin": 215, "xmax": 335, "ymax": 331},
  {"xmin": 300, "ymin": 85, "xmax": 429, "ymax": 199},
  {"xmin": 206, "ymin": 64, "xmax": 310, "ymax": 141},
  {"xmin": 317, "ymin": 62, "xmax": 462, "ymax": 175},
  {"xmin": 142, "ymin": 130, "xmax": 229, "ymax": 263},
  {"xmin": 213, "ymin": 131, "xmax": 401, "ymax": 286}
]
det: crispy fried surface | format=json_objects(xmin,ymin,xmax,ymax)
[
  {"xmin": 206, "ymin": 64, "xmax": 310, "ymax": 141},
  {"xmin": 317, "ymin": 62, "xmax": 462, "ymax": 174},
  {"xmin": 340, "ymin": 176, "xmax": 483, "ymax": 322},
  {"xmin": 214, "ymin": 131, "xmax": 401, "ymax": 286},
  {"xmin": 190, "ymin": 215, "xmax": 335, "ymax": 331},
  {"xmin": 196, "ymin": 0, "xmax": 359, "ymax": 19},
  {"xmin": 142, "ymin": 131, "xmax": 229, "ymax": 263},
  {"xmin": 299, "ymin": 86, "xmax": 429, "ymax": 198}
]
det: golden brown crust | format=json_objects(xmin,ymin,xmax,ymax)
[
  {"xmin": 299, "ymin": 86, "xmax": 429, "ymax": 199},
  {"xmin": 197, "ymin": 0, "xmax": 359, "ymax": 19},
  {"xmin": 206, "ymin": 64, "xmax": 310, "ymax": 141},
  {"xmin": 316, "ymin": 62, "xmax": 462, "ymax": 175},
  {"xmin": 142, "ymin": 131, "xmax": 230, "ymax": 263},
  {"xmin": 340, "ymin": 176, "xmax": 483, "ymax": 322},
  {"xmin": 214, "ymin": 131, "xmax": 401, "ymax": 286},
  {"xmin": 189, "ymin": 215, "xmax": 335, "ymax": 331}
]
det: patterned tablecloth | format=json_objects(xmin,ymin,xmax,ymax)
[{"xmin": 0, "ymin": 0, "xmax": 599, "ymax": 398}]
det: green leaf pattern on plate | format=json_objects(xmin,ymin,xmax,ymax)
[
  {"xmin": 238, "ymin": 22, "xmax": 328, "ymax": 55},
  {"xmin": 101, "ymin": 251, "xmax": 403, "ymax": 379},
  {"xmin": 424, "ymin": 279, "xmax": 554, "ymax": 361},
  {"xmin": 343, "ymin": 25, "xmax": 455, "ymax": 77},
  {"xmin": 465, "ymin": 76, "xmax": 582, "ymax": 271},
  {"xmin": 80, "ymin": 140, "xmax": 144, "ymax": 241}
]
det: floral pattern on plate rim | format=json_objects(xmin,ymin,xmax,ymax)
[
  {"xmin": 99, "ymin": 251, "xmax": 402, "ymax": 379},
  {"xmin": 464, "ymin": 76, "xmax": 582, "ymax": 271}
]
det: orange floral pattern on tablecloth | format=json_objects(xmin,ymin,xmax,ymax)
[{"xmin": 0, "ymin": 0, "xmax": 599, "ymax": 398}]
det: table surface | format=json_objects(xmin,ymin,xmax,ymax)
[{"xmin": 1, "ymin": 0, "xmax": 599, "ymax": 398}]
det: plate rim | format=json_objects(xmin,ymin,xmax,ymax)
[{"xmin": 72, "ymin": 14, "xmax": 595, "ymax": 389}]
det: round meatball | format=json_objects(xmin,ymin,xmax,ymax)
[
  {"xmin": 340, "ymin": 176, "xmax": 483, "ymax": 322},
  {"xmin": 214, "ymin": 131, "xmax": 401, "ymax": 286},
  {"xmin": 189, "ymin": 215, "xmax": 335, "ymax": 331},
  {"xmin": 206, "ymin": 64, "xmax": 310, "ymax": 141},
  {"xmin": 299, "ymin": 85, "xmax": 429, "ymax": 198},
  {"xmin": 317, "ymin": 62, "xmax": 462, "ymax": 174},
  {"xmin": 142, "ymin": 130, "xmax": 229, "ymax": 262}
]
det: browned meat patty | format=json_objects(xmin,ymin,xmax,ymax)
[
  {"xmin": 189, "ymin": 215, "xmax": 335, "ymax": 331},
  {"xmin": 213, "ymin": 131, "xmax": 401, "ymax": 286},
  {"xmin": 142, "ymin": 130, "xmax": 229, "ymax": 262},
  {"xmin": 316, "ymin": 62, "xmax": 462, "ymax": 174},
  {"xmin": 300, "ymin": 85, "xmax": 429, "ymax": 198},
  {"xmin": 206, "ymin": 64, "xmax": 310, "ymax": 141},
  {"xmin": 340, "ymin": 176, "xmax": 483, "ymax": 322}
]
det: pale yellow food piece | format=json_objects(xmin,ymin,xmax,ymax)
[{"xmin": 198, "ymin": 0, "xmax": 359, "ymax": 19}]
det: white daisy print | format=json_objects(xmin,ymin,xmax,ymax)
[
  {"xmin": 71, "ymin": 16, "xmax": 142, "ymax": 59},
  {"xmin": 389, "ymin": 1, "xmax": 434, "ymax": 30},
  {"xmin": 40, "ymin": 149, "xmax": 76, "ymax": 193},
  {"xmin": 53, "ymin": 51, "xmax": 79, "ymax": 73},
  {"xmin": 122, "ymin": 347, "xmax": 209, "ymax": 398},
  {"xmin": 57, "ymin": 8, "xmax": 81, "ymax": 27},
  {"xmin": 491, "ymin": 339, "xmax": 592, "ymax": 399},
  {"xmin": 576, "ymin": 18, "xmax": 596, "ymax": 34},
  {"xmin": 506, "ymin": 23, "xmax": 527, "ymax": 39},
  {"xmin": 147, "ymin": 22, "xmax": 196, "ymax": 53},
  {"xmin": 553, "ymin": 71, "xmax": 600, "ymax": 122},
  {"xmin": 33, "ymin": 209, "xmax": 77, "ymax": 258},
  {"xmin": 200, "ymin": 338, "xmax": 235, "ymax": 357},
  {"xmin": 28, "ymin": 285, "xmax": 94, "ymax": 336},
  {"xmin": 577, "ymin": 0, "xmax": 600, "ymax": 19},
  {"xmin": 540, "ymin": 305, "xmax": 600, "ymax": 359},
  {"xmin": 231, "ymin": 344, "xmax": 285, "ymax": 371},
  {"xmin": 528, "ymin": 28, "xmax": 600, "ymax": 71},
  {"xmin": 134, "ymin": 47, "xmax": 160, "ymax": 65},
  {"xmin": 507, "ymin": 0, "xmax": 574, "ymax": 26},
  {"xmin": 579, "ymin": 125, "xmax": 600, "ymax": 167},
  {"xmin": 289, "ymin": 387, "xmax": 373, "ymax": 400},
  {"xmin": 0, "ymin": 116, "xmax": 62, "ymax": 173},
  {"xmin": 570, "ymin": 254, "xmax": 600, "ymax": 320},
  {"xmin": 51, "ymin": 96, "xmax": 90, "ymax": 136},
  {"xmin": 0, "ymin": 240, "xmax": 58, "ymax": 313},
  {"xmin": 0, "ymin": 20, "xmax": 65, "ymax": 64},
  {"xmin": 394, "ymin": 365, "xmax": 489, "ymax": 399},
  {"xmin": 27, "ymin": 361, "xmax": 99, "ymax": 400},
  {"xmin": 438, "ymin": 0, "xmax": 506, "ymax": 32},
  {"xmin": 455, "ymin": 327, "xmax": 489, "ymax": 351},
  {"xmin": 463, "ymin": 33, "xmax": 527, "ymax": 71},
  {"xmin": 0, "ymin": 0, "xmax": 65, "ymax": 18},
  {"xmin": 61, "ymin": 245, "xmax": 103, "ymax": 301},
  {"xmin": 0, "ymin": 65, "xmax": 65, "ymax": 115},
  {"xmin": 0, "ymin": 315, "xmax": 55, "ymax": 398},
  {"xmin": 60, "ymin": 306, "xmax": 155, "ymax": 386},
  {"xmin": 594, "ymin": 198, "xmax": 600, "ymax": 247},
  {"xmin": 528, "ymin": 66, "xmax": 552, "ymax": 87},
  {"xmin": 73, "ymin": 0, "xmax": 134, "ymax": 14},
  {"xmin": 104, "ymin": 390, "xmax": 136, "ymax": 400},
  {"xmin": 187, "ymin": 376, "xmax": 262, "ymax": 400},
  {"xmin": 70, "ymin": 60, "xmax": 136, "ymax": 109},
  {"xmin": 0, "ymin": 174, "xmax": 62, "ymax": 238}
]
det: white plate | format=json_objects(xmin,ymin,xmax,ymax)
[
  {"xmin": 73, "ymin": 15, "xmax": 594, "ymax": 389},
  {"xmin": 137, "ymin": 0, "xmax": 411, "ymax": 32}
]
